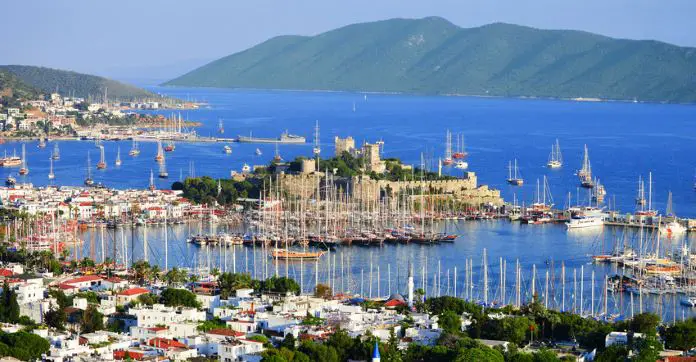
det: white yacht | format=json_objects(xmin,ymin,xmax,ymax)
[{"xmin": 566, "ymin": 207, "xmax": 607, "ymax": 229}]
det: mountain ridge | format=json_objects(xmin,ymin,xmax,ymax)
[
  {"xmin": 164, "ymin": 17, "xmax": 696, "ymax": 103},
  {"xmin": 0, "ymin": 65, "xmax": 166, "ymax": 101}
]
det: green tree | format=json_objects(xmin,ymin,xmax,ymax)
[
  {"xmin": 160, "ymin": 288, "xmax": 201, "ymax": 308},
  {"xmin": 439, "ymin": 310, "xmax": 462, "ymax": 334},
  {"xmin": 662, "ymin": 318, "xmax": 696, "ymax": 351},
  {"xmin": 80, "ymin": 305, "xmax": 104, "ymax": 333},
  {"xmin": 281, "ymin": 333, "xmax": 296, "ymax": 350},
  {"xmin": 629, "ymin": 313, "xmax": 660, "ymax": 336},
  {"xmin": 44, "ymin": 303, "xmax": 67, "ymax": 330},
  {"xmin": 314, "ymin": 283, "xmax": 332, "ymax": 299}
]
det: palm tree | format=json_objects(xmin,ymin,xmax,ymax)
[{"xmin": 150, "ymin": 265, "xmax": 161, "ymax": 283}]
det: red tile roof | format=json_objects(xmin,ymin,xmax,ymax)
[
  {"xmin": 63, "ymin": 275, "xmax": 102, "ymax": 284},
  {"xmin": 119, "ymin": 287, "xmax": 149, "ymax": 296},
  {"xmin": 206, "ymin": 328, "xmax": 245, "ymax": 337},
  {"xmin": 148, "ymin": 337, "xmax": 188, "ymax": 350},
  {"xmin": 147, "ymin": 327, "xmax": 168, "ymax": 332},
  {"xmin": 0, "ymin": 269, "xmax": 13, "ymax": 277}
]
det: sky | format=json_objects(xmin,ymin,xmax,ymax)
[{"xmin": 2, "ymin": 0, "xmax": 695, "ymax": 82}]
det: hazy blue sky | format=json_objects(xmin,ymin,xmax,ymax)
[{"xmin": 2, "ymin": 0, "xmax": 695, "ymax": 81}]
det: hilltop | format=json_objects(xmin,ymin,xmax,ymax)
[
  {"xmin": 0, "ymin": 68, "xmax": 41, "ymax": 103},
  {"xmin": 0, "ymin": 65, "xmax": 165, "ymax": 102},
  {"xmin": 164, "ymin": 17, "xmax": 696, "ymax": 103}
]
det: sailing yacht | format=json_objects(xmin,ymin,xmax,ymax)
[
  {"xmin": 18, "ymin": 144, "xmax": 29, "ymax": 175},
  {"xmin": 547, "ymin": 139, "xmax": 562, "ymax": 168},
  {"xmin": 635, "ymin": 172, "xmax": 657, "ymax": 216},
  {"xmin": 129, "ymin": 139, "xmax": 140, "ymax": 156},
  {"xmin": 48, "ymin": 158, "xmax": 55, "ymax": 180},
  {"xmin": 149, "ymin": 169, "xmax": 156, "ymax": 191},
  {"xmin": 51, "ymin": 143, "xmax": 60, "ymax": 160},
  {"xmin": 452, "ymin": 133, "xmax": 467, "ymax": 159},
  {"xmin": 578, "ymin": 145, "xmax": 594, "ymax": 188},
  {"xmin": 155, "ymin": 140, "xmax": 164, "ymax": 162},
  {"xmin": 443, "ymin": 130, "xmax": 453, "ymax": 166},
  {"xmin": 96, "ymin": 145, "xmax": 106, "ymax": 169},
  {"xmin": 84, "ymin": 152, "xmax": 94, "ymax": 186},
  {"xmin": 660, "ymin": 191, "xmax": 686, "ymax": 236},
  {"xmin": 506, "ymin": 159, "xmax": 523, "ymax": 185},
  {"xmin": 115, "ymin": 147, "xmax": 122, "ymax": 166},
  {"xmin": 158, "ymin": 155, "xmax": 169, "ymax": 178}
]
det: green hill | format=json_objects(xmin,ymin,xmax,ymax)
[
  {"xmin": 164, "ymin": 17, "xmax": 696, "ymax": 103},
  {"xmin": 0, "ymin": 65, "xmax": 162, "ymax": 102},
  {"xmin": 0, "ymin": 68, "xmax": 40, "ymax": 101}
]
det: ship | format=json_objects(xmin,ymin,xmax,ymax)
[
  {"xmin": 271, "ymin": 248, "xmax": 325, "ymax": 261},
  {"xmin": 129, "ymin": 139, "xmax": 140, "ymax": 156},
  {"xmin": 5, "ymin": 175, "xmax": 16, "ymax": 187},
  {"xmin": 155, "ymin": 140, "xmax": 164, "ymax": 162},
  {"xmin": 452, "ymin": 133, "xmax": 468, "ymax": 159},
  {"xmin": 96, "ymin": 145, "xmax": 106, "ymax": 169},
  {"xmin": 578, "ymin": 145, "xmax": 594, "ymax": 188},
  {"xmin": 566, "ymin": 207, "xmax": 606, "ymax": 229},
  {"xmin": 115, "ymin": 147, "xmax": 122, "ymax": 166},
  {"xmin": 443, "ymin": 130, "xmax": 453, "ymax": 166},
  {"xmin": 547, "ymin": 139, "xmax": 563, "ymax": 168},
  {"xmin": 237, "ymin": 130, "xmax": 306, "ymax": 144},
  {"xmin": 18, "ymin": 144, "xmax": 29, "ymax": 175},
  {"xmin": 506, "ymin": 159, "xmax": 523, "ymax": 186},
  {"xmin": 52, "ymin": 143, "xmax": 60, "ymax": 160},
  {"xmin": 1, "ymin": 150, "xmax": 22, "ymax": 167},
  {"xmin": 84, "ymin": 152, "xmax": 94, "ymax": 186}
]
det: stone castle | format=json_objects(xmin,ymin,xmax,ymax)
[{"xmin": 273, "ymin": 136, "xmax": 503, "ymax": 208}]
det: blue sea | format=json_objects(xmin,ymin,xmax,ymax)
[{"xmin": 4, "ymin": 87, "xmax": 696, "ymax": 320}]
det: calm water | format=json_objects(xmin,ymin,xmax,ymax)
[{"xmin": 4, "ymin": 88, "xmax": 696, "ymax": 320}]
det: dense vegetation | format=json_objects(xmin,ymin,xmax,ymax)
[
  {"xmin": 0, "ymin": 69, "xmax": 40, "ymax": 107},
  {"xmin": 172, "ymin": 176, "xmax": 261, "ymax": 206},
  {"xmin": 218, "ymin": 272, "xmax": 301, "ymax": 298},
  {"xmin": 0, "ymin": 65, "xmax": 164, "ymax": 101},
  {"xmin": 0, "ymin": 330, "xmax": 50, "ymax": 360},
  {"xmin": 165, "ymin": 17, "xmax": 696, "ymax": 103}
]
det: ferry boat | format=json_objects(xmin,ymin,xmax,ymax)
[
  {"xmin": 51, "ymin": 143, "xmax": 60, "ymax": 160},
  {"xmin": 223, "ymin": 145, "xmax": 232, "ymax": 154},
  {"xmin": 506, "ymin": 159, "xmax": 523, "ymax": 186},
  {"xmin": 237, "ymin": 130, "xmax": 306, "ymax": 144},
  {"xmin": 271, "ymin": 248, "xmax": 324, "ymax": 260},
  {"xmin": 546, "ymin": 139, "xmax": 562, "ymax": 168},
  {"xmin": 5, "ymin": 175, "xmax": 16, "ymax": 186},
  {"xmin": 567, "ymin": 207, "xmax": 607, "ymax": 229},
  {"xmin": 96, "ymin": 145, "xmax": 106, "ymax": 169},
  {"xmin": 129, "ymin": 139, "xmax": 140, "ymax": 156},
  {"xmin": 18, "ymin": 144, "xmax": 29, "ymax": 175}
]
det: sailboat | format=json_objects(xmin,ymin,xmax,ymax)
[
  {"xmin": 635, "ymin": 172, "xmax": 657, "ymax": 216},
  {"xmin": 84, "ymin": 152, "xmax": 94, "ymax": 186},
  {"xmin": 255, "ymin": 148, "xmax": 262, "ymax": 156},
  {"xmin": 578, "ymin": 145, "xmax": 594, "ymax": 188},
  {"xmin": 18, "ymin": 144, "xmax": 29, "ymax": 175},
  {"xmin": 273, "ymin": 143, "xmax": 282, "ymax": 163},
  {"xmin": 115, "ymin": 147, "xmax": 122, "ymax": 166},
  {"xmin": 158, "ymin": 154, "xmax": 169, "ymax": 178},
  {"xmin": 155, "ymin": 140, "xmax": 164, "ymax": 162},
  {"xmin": 547, "ymin": 139, "xmax": 562, "ymax": 168},
  {"xmin": 635, "ymin": 175, "xmax": 646, "ymax": 206},
  {"xmin": 148, "ymin": 169, "xmax": 156, "ymax": 191},
  {"xmin": 51, "ymin": 143, "xmax": 60, "ymax": 160},
  {"xmin": 129, "ymin": 139, "xmax": 140, "ymax": 156},
  {"xmin": 660, "ymin": 191, "xmax": 686, "ymax": 236},
  {"xmin": 48, "ymin": 158, "xmax": 55, "ymax": 180},
  {"xmin": 592, "ymin": 178, "xmax": 606, "ymax": 202},
  {"xmin": 352, "ymin": 102, "xmax": 356, "ymax": 112},
  {"xmin": 506, "ymin": 159, "xmax": 523, "ymax": 185},
  {"xmin": 443, "ymin": 130, "xmax": 453, "ymax": 166},
  {"xmin": 218, "ymin": 119, "xmax": 224, "ymax": 134},
  {"xmin": 96, "ymin": 145, "xmax": 106, "ymax": 169},
  {"xmin": 452, "ymin": 133, "xmax": 467, "ymax": 159}
]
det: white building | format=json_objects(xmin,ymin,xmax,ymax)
[
  {"xmin": 218, "ymin": 339, "xmax": 265, "ymax": 362},
  {"xmin": 130, "ymin": 304, "xmax": 206, "ymax": 328}
]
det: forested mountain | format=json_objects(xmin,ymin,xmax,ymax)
[
  {"xmin": 165, "ymin": 17, "xmax": 696, "ymax": 103},
  {"xmin": 0, "ymin": 65, "xmax": 161, "ymax": 101}
]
